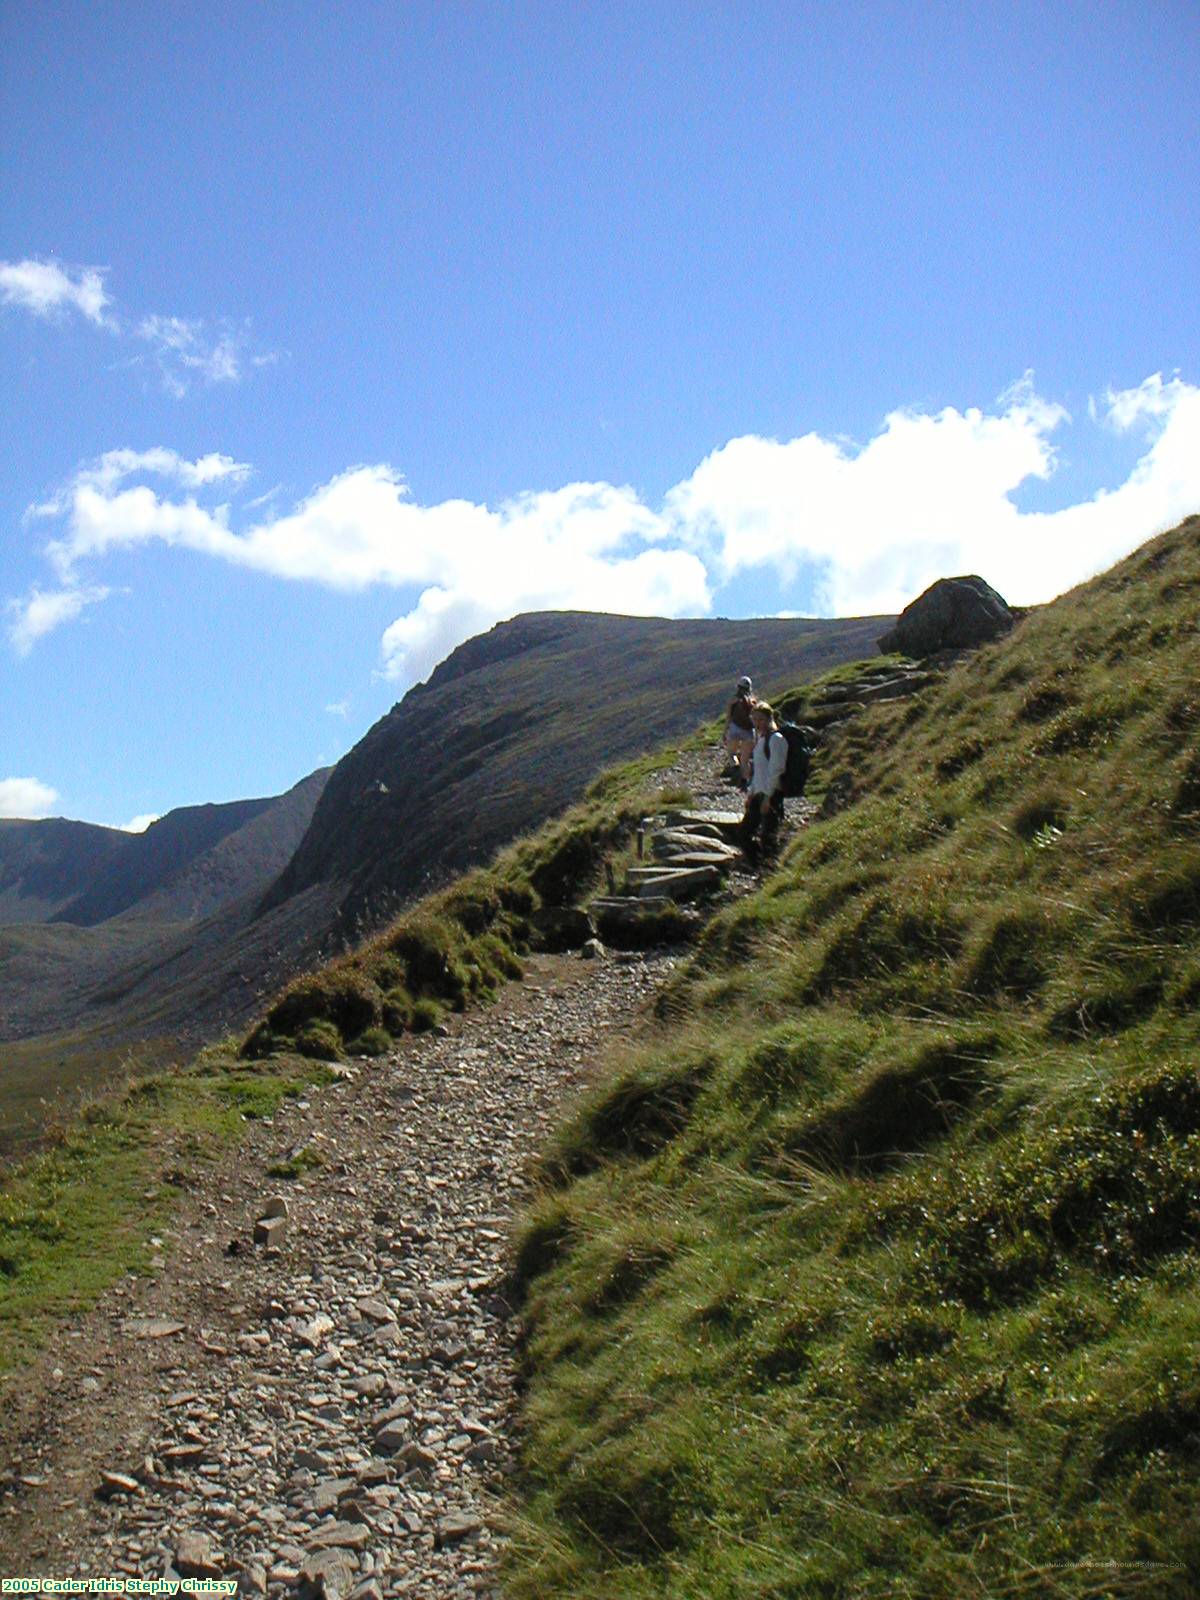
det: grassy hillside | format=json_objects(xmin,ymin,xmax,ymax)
[{"xmin": 508, "ymin": 515, "xmax": 1200, "ymax": 1598}]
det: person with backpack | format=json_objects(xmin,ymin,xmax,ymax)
[
  {"xmin": 741, "ymin": 701, "xmax": 788, "ymax": 858},
  {"xmin": 723, "ymin": 675, "xmax": 757, "ymax": 788},
  {"xmin": 741, "ymin": 702, "xmax": 817, "ymax": 859}
]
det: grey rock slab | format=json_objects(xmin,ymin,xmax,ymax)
[
  {"xmin": 373, "ymin": 1422, "xmax": 410, "ymax": 1455},
  {"xmin": 435, "ymin": 1510, "xmax": 484, "ymax": 1547},
  {"xmin": 311, "ymin": 1478, "xmax": 356, "ymax": 1513},
  {"xmin": 254, "ymin": 1215, "xmax": 288, "ymax": 1248},
  {"xmin": 123, "ymin": 1317, "xmax": 187, "ymax": 1339},
  {"xmin": 297, "ymin": 1548, "xmax": 358, "ymax": 1600},
  {"xmin": 295, "ymin": 1315, "xmax": 335, "ymax": 1348},
  {"xmin": 355, "ymin": 1297, "xmax": 395, "ymax": 1324},
  {"xmin": 633, "ymin": 866, "xmax": 720, "ymax": 899},
  {"xmin": 306, "ymin": 1520, "xmax": 371, "ymax": 1551},
  {"xmin": 175, "ymin": 1531, "xmax": 223, "ymax": 1578},
  {"xmin": 96, "ymin": 1470, "xmax": 141, "ymax": 1498},
  {"xmin": 349, "ymin": 1375, "xmax": 388, "ymax": 1398}
]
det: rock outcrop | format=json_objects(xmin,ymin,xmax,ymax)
[{"xmin": 878, "ymin": 576, "xmax": 1014, "ymax": 657}]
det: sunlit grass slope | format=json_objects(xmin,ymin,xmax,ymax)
[{"xmin": 509, "ymin": 515, "xmax": 1200, "ymax": 1599}]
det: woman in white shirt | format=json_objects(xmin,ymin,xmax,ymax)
[{"xmin": 742, "ymin": 701, "xmax": 787, "ymax": 858}]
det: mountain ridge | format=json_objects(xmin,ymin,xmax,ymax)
[{"xmin": 0, "ymin": 606, "xmax": 892, "ymax": 1146}]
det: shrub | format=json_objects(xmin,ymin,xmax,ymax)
[
  {"xmin": 810, "ymin": 895, "xmax": 964, "ymax": 999},
  {"xmin": 961, "ymin": 904, "xmax": 1053, "ymax": 1000},
  {"xmin": 381, "ymin": 987, "xmax": 413, "ymax": 1032},
  {"xmin": 1128, "ymin": 852, "xmax": 1200, "ymax": 931},
  {"xmin": 409, "ymin": 997, "xmax": 443, "ymax": 1032},
  {"xmin": 388, "ymin": 918, "xmax": 470, "ymax": 1006},
  {"xmin": 543, "ymin": 1056, "xmax": 709, "ymax": 1182},
  {"xmin": 349, "ymin": 1025, "xmax": 393, "ymax": 1057},
  {"xmin": 264, "ymin": 967, "xmax": 383, "ymax": 1042},
  {"xmin": 293, "ymin": 1020, "xmax": 344, "ymax": 1061},
  {"xmin": 595, "ymin": 901, "xmax": 697, "ymax": 950},
  {"xmin": 1011, "ymin": 791, "xmax": 1068, "ymax": 841},
  {"xmin": 784, "ymin": 1032, "xmax": 1000, "ymax": 1174},
  {"xmin": 512, "ymin": 1198, "xmax": 575, "ymax": 1300}
]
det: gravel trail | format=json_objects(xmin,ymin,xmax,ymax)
[
  {"xmin": 0, "ymin": 950, "xmax": 674, "ymax": 1598},
  {"xmin": 0, "ymin": 742, "xmax": 793, "ymax": 1597}
]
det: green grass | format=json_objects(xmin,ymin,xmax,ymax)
[
  {"xmin": 0, "ymin": 1044, "xmax": 333, "ymax": 1373},
  {"xmin": 507, "ymin": 515, "xmax": 1200, "ymax": 1598}
]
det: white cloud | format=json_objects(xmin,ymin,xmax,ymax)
[
  {"xmin": 28, "ymin": 453, "xmax": 711, "ymax": 678},
  {"xmin": 14, "ymin": 374, "xmax": 1200, "ymax": 678},
  {"xmin": 0, "ymin": 258, "xmax": 112, "ymax": 325},
  {"xmin": 326, "ymin": 700, "xmax": 351, "ymax": 717},
  {"xmin": 0, "ymin": 777, "xmax": 60, "ymax": 819},
  {"xmin": 121, "ymin": 813, "xmax": 160, "ymax": 833},
  {"xmin": 137, "ymin": 315, "xmax": 257, "ymax": 395},
  {"xmin": 1, "ymin": 258, "xmax": 274, "ymax": 394},
  {"xmin": 1102, "ymin": 372, "xmax": 1190, "ymax": 432},
  {"xmin": 7, "ymin": 583, "xmax": 111, "ymax": 655},
  {"xmin": 665, "ymin": 374, "xmax": 1200, "ymax": 614}
]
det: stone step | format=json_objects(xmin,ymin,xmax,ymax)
[
  {"xmin": 665, "ymin": 809, "xmax": 744, "ymax": 842},
  {"xmin": 633, "ymin": 866, "xmax": 722, "ymax": 900},
  {"xmin": 856, "ymin": 671, "xmax": 938, "ymax": 702},
  {"xmin": 649, "ymin": 829, "xmax": 740, "ymax": 860},
  {"xmin": 590, "ymin": 895, "xmax": 672, "ymax": 913},
  {"xmin": 661, "ymin": 851, "xmax": 738, "ymax": 871}
]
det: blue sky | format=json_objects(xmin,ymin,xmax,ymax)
[{"xmin": 3, "ymin": 0, "xmax": 1198, "ymax": 829}]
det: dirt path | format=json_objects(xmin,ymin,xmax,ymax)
[
  {"xmin": 0, "ymin": 950, "xmax": 674, "ymax": 1598},
  {"xmin": 0, "ymin": 744, "xmax": 798, "ymax": 1598}
]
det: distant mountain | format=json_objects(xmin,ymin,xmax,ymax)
[
  {"xmin": 1, "ymin": 608, "xmax": 891, "ymax": 1145},
  {"xmin": 0, "ymin": 770, "xmax": 331, "ymax": 1046},
  {"xmin": 270, "ymin": 609, "xmax": 893, "ymax": 936},
  {"xmin": 0, "ymin": 818, "xmax": 133, "ymax": 925},
  {"xmin": 107, "ymin": 769, "xmax": 331, "ymax": 926}
]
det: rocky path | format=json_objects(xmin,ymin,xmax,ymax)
[
  {"xmin": 0, "ymin": 743, "xmax": 799, "ymax": 1598},
  {"xmin": 0, "ymin": 949, "xmax": 674, "ymax": 1598}
]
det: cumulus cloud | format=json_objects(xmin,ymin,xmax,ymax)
[
  {"xmin": 14, "ymin": 374, "xmax": 1200, "ymax": 680},
  {"xmin": 28, "ymin": 452, "xmax": 711, "ymax": 679},
  {"xmin": 1102, "ymin": 372, "xmax": 1192, "ymax": 432},
  {"xmin": 0, "ymin": 258, "xmax": 112, "ymax": 325},
  {"xmin": 121, "ymin": 813, "xmax": 160, "ymax": 833},
  {"xmin": 0, "ymin": 777, "xmax": 60, "ymax": 819},
  {"xmin": 665, "ymin": 373, "xmax": 1200, "ymax": 615}
]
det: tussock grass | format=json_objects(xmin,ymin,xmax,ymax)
[
  {"xmin": 239, "ymin": 742, "xmax": 701, "ymax": 1059},
  {"xmin": 508, "ymin": 515, "xmax": 1200, "ymax": 1597}
]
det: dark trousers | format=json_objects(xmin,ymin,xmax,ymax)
[{"xmin": 742, "ymin": 790, "xmax": 784, "ymax": 857}]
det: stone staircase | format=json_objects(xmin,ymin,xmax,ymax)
[{"xmin": 589, "ymin": 809, "xmax": 748, "ymax": 939}]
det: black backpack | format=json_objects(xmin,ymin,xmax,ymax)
[{"xmin": 772, "ymin": 723, "xmax": 816, "ymax": 798}]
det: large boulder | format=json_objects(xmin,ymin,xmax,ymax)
[{"xmin": 878, "ymin": 576, "xmax": 1013, "ymax": 657}]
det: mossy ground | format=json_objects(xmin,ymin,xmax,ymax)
[{"xmin": 507, "ymin": 516, "xmax": 1200, "ymax": 1598}]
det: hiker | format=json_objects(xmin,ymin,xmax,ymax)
[
  {"xmin": 724, "ymin": 676, "xmax": 757, "ymax": 788},
  {"xmin": 742, "ymin": 701, "xmax": 788, "ymax": 858}
]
